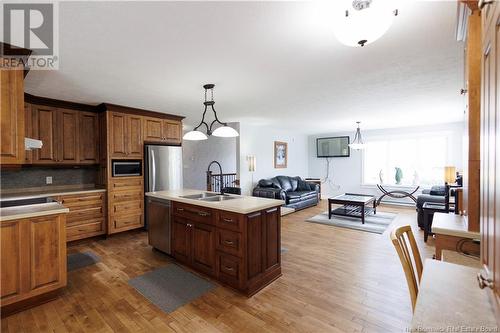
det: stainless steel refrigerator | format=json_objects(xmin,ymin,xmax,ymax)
[
  {"xmin": 145, "ymin": 145, "xmax": 182, "ymax": 251},
  {"xmin": 145, "ymin": 145, "xmax": 183, "ymax": 192}
]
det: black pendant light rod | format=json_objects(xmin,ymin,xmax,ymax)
[{"xmin": 192, "ymin": 84, "xmax": 227, "ymax": 136}]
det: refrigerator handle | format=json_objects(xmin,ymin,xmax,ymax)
[{"xmin": 150, "ymin": 149, "xmax": 156, "ymax": 191}]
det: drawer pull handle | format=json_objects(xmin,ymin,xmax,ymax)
[
  {"xmin": 177, "ymin": 208, "xmax": 184, "ymax": 212},
  {"xmin": 198, "ymin": 212, "xmax": 209, "ymax": 217},
  {"xmin": 223, "ymin": 218, "xmax": 233, "ymax": 223},
  {"xmin": 224, "ymin": 266, "xmax": 234, "ymax": 271},
  {"xmin": 223, "ymin": 240, "xmax": 234, "ymax": 245}
]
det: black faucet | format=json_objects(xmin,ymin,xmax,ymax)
[{"xmin": 207, "ymin": 160, "xmax": 224, "ymax": 194}]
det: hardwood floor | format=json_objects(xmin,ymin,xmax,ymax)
[{"xmin": 1, "ymin": 202, "xmax": 435, "ymax": 332}]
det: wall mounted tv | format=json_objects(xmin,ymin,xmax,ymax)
[{"xmin": 316, "ymin": 136, "xmax": 350, "ymax": 158}]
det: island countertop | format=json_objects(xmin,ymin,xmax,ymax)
[
  {"xmin": 145, "ymin": 189, "xmax": 284, "ymax": 214},
  {"xmin": 0, "ymin": 202, "xmax": 69, "ymax": 222}
]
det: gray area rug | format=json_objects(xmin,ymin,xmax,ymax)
[
  {"xmin": 67, "ymin": 251, "xmax": 100, "ymax": 271},
  {"xmin": 128, "ymin": 265, "xmax": 215, "ymax": 313},
  {"xmin": 305, "ymin": 211, "xmax": 397, "ymax": 234}
]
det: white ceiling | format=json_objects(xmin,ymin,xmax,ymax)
[{"xmin": 23, "ymin": 1, "xmax": 464, "ymax": 134}]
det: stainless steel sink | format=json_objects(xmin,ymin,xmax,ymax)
[
  {"xmin": 180, "ymin": 192, "xmax": 218, "ymax": 200},
  {"xmin": 199, "ymin": 195, "xmax": 239, "ymax": 202}
]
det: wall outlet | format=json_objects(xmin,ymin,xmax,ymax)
[{"xmin": 46, "ymin": 176, "xmax": 53, "ymax": 185}]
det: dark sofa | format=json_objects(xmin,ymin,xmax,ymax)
[
  {"xmin": 416, "ymin": 185, "xmax": 447, "ymax": 229},
  {"xmin": 252, "ymin": 176, "xmax": 320, "ymax": 210}
]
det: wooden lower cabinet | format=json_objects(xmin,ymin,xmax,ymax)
[
  {"xmin": 56, "ymin": 191, "xmax": 106, "ymax": 242},
  {"xmin": 1, "ymin": 214, "xmax": 67, "ymax": 311},
  {"xmin": 108, "ymin": 177, "xmax": 144, "ymax": 234},
  {"xmin": 171, "ymin": 202, "xmax": 281, "ymax": 296}
]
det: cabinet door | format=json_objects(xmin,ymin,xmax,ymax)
[
  {"xmin": 480, "ymin": 1, "xmax": 499, "ymax": 309},
  {"xmin": 143, "ymin": 117, "xmax": 163, "ymax": 143},
  {"xmin": 79, "ymin": 112, "xmax": 99, "ymax": 164},
  {"xmin": 0, "ymin": 65, "xmax": 25, "ymax": 164},
  {"xmin": 58, "ymin": 108, "xmax": 79, "ymax": 163},
  {"xmin": 28, "ymin": 215, "xmax": 66, "ymax": 293},
  {"xmin": 172, "ymin": 217, "xmax": 190, "ymax": 264},
  {"xmin": 32, "ymin": 106, "xmax": 57, "ymax": 163},
  {"xmin": 191, "ymin": 222, "xmax": 216, "ymax": 276},
  {"xmin": 263, "ymin": 207, "xmax": 280, "ymax": 272},
  {"xmin": 24, "ymin": 103, "xmax": 32, "ymax": 163},
  {"xmin": 163, "ymin": 119, "xmax": 182, "ymax": 144},
  {"xmin": 109, "ymin": 112, "xmax": 127, "ymax": 157},
  {"xmin": 127, "ymin": 115, "xmax": 143, "ymax": 157},
  {"xmin": 1, "ymin": 220, "xmax": 25, "ymax": 304}
]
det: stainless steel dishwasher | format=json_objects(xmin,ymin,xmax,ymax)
[{"xmin": 146, "ymin": 197, "xmax": 171, "ymax": 254}]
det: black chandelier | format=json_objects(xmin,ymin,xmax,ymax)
[{"xmin": 183, "ymin": 84, "xmax": 239, "ymax": 141}]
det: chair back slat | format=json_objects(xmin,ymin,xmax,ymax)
[{"xmin": 390, "ymin": 225, "xmax": 423, "ymax": 312}]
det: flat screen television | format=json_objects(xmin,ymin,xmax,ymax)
[{"xmin": 316, "ymin": 136, "xmax": 350, "ymax": 158}]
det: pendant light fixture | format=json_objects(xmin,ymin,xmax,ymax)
[
  {"xmin": 349, "ymin": 121, "xmax": 366, "ymax": 150},
  {"xmin": 333, "ymin": 0, "xmax": 398, "ymax": 47},
  {"xmin": 183, "ymin": 84, "xmax": 239, "ymax": 141}
]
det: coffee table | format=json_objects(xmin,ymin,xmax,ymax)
[{"xmin": 328, "ymin": 193, "xmax": 377, "ymax": 224}]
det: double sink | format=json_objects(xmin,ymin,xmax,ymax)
[{"xmin": 180, "ymin": 192, "xmax": 239, "ymax": 202}]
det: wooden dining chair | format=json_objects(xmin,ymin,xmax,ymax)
[{"xmin": 390, "ymin": 225, "xmax": 423, "ymax": 312}]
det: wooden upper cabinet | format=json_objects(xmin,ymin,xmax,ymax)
[
  {"xmin": 0, "ymin": 64, "xmax": 25, "ymax": 164},
  {"xmin": 143, "ymin": 117, "xmax": 163, "ymax": 142},
  {"xmin": 32, "ymin": 105, "xmax": 58, "ymax": 163},
  {"xmin": 128, "ymin": 115, "xmax": 143, "ymax": 157},
  {"xmin": 163, "ymin": 119, "xmax": 182, "ymax": 144},
  {"xmin": 58, "ymin": 108, "xmax": 79, "ymax": 164},
  {"xmin": 108, "ymin": 112, "xmax": 143, "ymax": 158},
  {"xmin": 109, "ymin": 112, "xmax": 127, "ymax": 157},
  {"xmin": 79, "ymin": 112, "xmax": 99, "ymax": 164},
  {"xmin": 24, "ymin": 103, "xmax": 32, "ymax": 164},
  {"xmin": 143, "ymin": 116, "xmax": 182, "ymax": 144}
]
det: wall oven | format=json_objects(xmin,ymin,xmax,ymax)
[{"xmin": 112, "ymin": 160, "xmax": 142, "ymax": 177}]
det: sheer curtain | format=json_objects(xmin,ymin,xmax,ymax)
[{"xmin": 362, "ymin": 134, "xmax": 448, "ymax": 186}]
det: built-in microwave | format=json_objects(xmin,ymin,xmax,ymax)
[{"xmin": 112, "ymin": 160, "xmax": 142, "ymax": 177}]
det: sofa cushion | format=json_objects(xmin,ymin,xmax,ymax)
[
  {"xmin": 429, "ymin": 185, "xmax": 446, "ymax": 196},
  {"xmin": 258, "ymin": 179, "xmax": 275, "ymax": 188},
  {"xmin": 276, "ymin": 176, "xmax": 293, "ymax": 192},
  {"xmin": 287, "ymin": 191, "xmax": 317, "ymax": 200}
]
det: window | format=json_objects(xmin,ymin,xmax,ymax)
[{"xmin": 362, "ymin": 134, "xmax": 449, "ymax": 187}]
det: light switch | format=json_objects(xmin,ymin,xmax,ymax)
[{"xmin": 46, "ymin": 176, "xmax": 53, "ymax": 185}]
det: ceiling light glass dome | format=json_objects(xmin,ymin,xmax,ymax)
[{"xmin": 333, "ymin": 0, "xmax": 398, "ymax": 47}]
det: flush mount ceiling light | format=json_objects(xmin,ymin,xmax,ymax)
[
  {"xmin": 349, "ymin": 121, "xmax": 366, "ymax": 150},
  {"xmin": 333, "ymin": 0, "xmax": 398, "ymax": 47},
  {"xmin": 183, "ymin": 84, "xmax": 239, "ymax": 141}
]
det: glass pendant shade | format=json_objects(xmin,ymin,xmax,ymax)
[
  {"xmin": 333, "ymin": 0, "xmax": 397, "ymax": 47},
  {"xmin": 212, "ymin": 126, "xmax": 239, "ymax": 138},
  {"xmin": 183, "ymin": 130, "xmax": 208, "ymax": 141}
]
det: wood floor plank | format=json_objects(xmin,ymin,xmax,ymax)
[{"xmin": 1, "ymin": 203, "xmax": 433, "ymax": 332}]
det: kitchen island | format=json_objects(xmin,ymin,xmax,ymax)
[{"xmin": 145, "ymin": 189, "xmax": 284, "ymax": 296}]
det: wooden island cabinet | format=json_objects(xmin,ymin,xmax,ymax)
[{"xmin": 161, "ymin": 196, "xmax": 283, "ymax": 296}]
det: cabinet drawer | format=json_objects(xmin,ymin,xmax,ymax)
[
  {"xmin": 173, "ymin": 202, "xmax": 213, "ymax": 225},
  {"xmin": 217, "ymin": 252, "xmax": 242, "ymax": 289},
  {"xmin": 112, "ymin": 199, "xmax": 142, "ymax": 215},
  {"xmin": 111, "ymin": 190, "xmax": 142, "ymax": 203},
  {"xmin": 216, "ymin": 229, "xmax": 243, "ymax": 257},
  {"xmin": 67, "ymin": 220, "xmax": 104, "ymax": 240},
  {"xmin": 113, "ymin": 214, "xmax": 143, "ymax": 230},
  {"xmin": 216, "ymin": 211, "xmax": 243, "ymax": 232},
  {"xmin": 60, "ymin": 193, "xmax": 104, "ymax": 206},
  {"xmin": 110, "ymin": 177, "xmax": 143, "ymax": 191},
  {"xmin": 66, "ymin": 206, "xmax": 104, "ymax": 224}
]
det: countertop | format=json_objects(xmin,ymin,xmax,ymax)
[
  {"xmin": 0, "ymin": 202, "xmax": 69, "ymax": 222},
  {"xmin": 410, "ymin": 259, "xmax": 497, "ymax": 332},
  {"xmin": 431, "ymin": 213, "xmax": 480, "ymax": 239},
  {"xmin": 146, "ymin": 189, "xmax": 285, "ymax": 214},
  {"xmin": 0, "ymin": 185, "xmax": 106, "ymax": 201}
]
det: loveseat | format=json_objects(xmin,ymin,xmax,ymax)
[{"xmin": 252, "ymin": 176, "xmax": 320, "ymax": 210}]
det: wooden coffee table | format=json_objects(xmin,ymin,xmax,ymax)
[{"xmin": 328, "ymin": 193, "xmax": 377, "ymax": 224}]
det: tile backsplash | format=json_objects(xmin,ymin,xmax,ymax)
[{"xmin": 0, "ymin": 166, "xmax": 98, "ymax": 190}]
